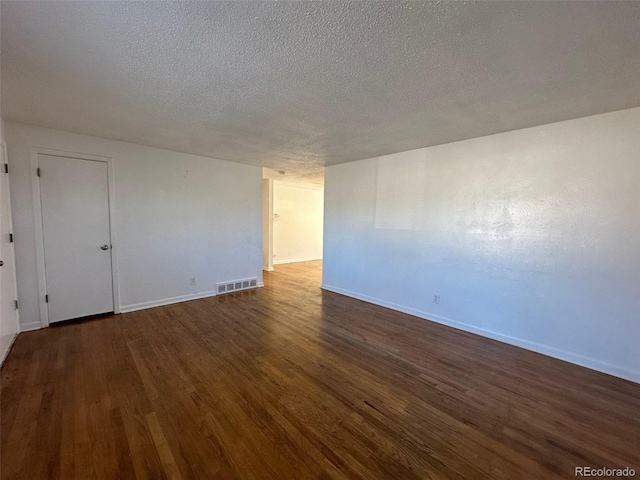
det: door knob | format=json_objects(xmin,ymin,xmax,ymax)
[{"xmin": 101, "ymin": 244, "xmax": 110, "ymax": 250}]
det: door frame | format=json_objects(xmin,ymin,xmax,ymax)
[
  {"xmin": 31, "ymin": 147, "xmax": 121, "ymax": 328},
  {"xmin": 1, "ymin": 140, "xmax": 20, "ymax": 357}
]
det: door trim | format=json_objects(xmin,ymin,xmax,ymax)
[
  {"xmin": 1, "ymin": 140, "xmax": 20, "ymax": 353},
  {"xmin": 31, "ymin": 148, "xmax": 121, "ymax": 328}
]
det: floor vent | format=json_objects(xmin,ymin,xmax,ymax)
[{"xmin": 216, "ymin": 277, "xmax": 259, "ymax": 295}]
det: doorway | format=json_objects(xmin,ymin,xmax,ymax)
[
  {"xmin": 262, "ymin": 175, "xmax": 324, "ymax": 271},
  {"xmin": 272, "ymin": 183, "xmax": 324, "ymax": 266},
  {"xmin": 34, "ymin": 151, "xmax": 119, "ymax": 325}
]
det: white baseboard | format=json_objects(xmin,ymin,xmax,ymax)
[
  {"xmin": 0, "ymin": 333, "xmax": 19, "ymax": 368},
  {"xmin": 273, "ymin": 256, "xmax": 322, "ymax": 265},
  {"xmin": 263, "ymin": 266, "xmax": 274, "ymax": 272},
  {"xmin": 120, "ymin": 283, "xmax": 265, "ymax": 314},
  {"xmin": 19, "ymin": 321, "xmax": 42, "ymax": 332},
  {"xmin": 321, "ymin": 283, "xmax": 640, "ymax": 384},
  {"xmin": 120, "ymin": 290, "xmax": 218, "ymax": 313}
]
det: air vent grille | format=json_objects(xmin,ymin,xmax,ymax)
[{"xmin": 216, "ymin": 277, "xmax": 260, "ymax": 295}]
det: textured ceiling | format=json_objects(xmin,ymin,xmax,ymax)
[{"xmin": 2, "ymin": 1, "xmax": 640, "ymax": 184}]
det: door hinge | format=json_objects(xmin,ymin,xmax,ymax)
[
  {"xmin": 45, "ymin": 294, "xmax": 49, "ymax": 303},
  {"xmin": 3, "ymin": 163, "xmax": 8, "ymax": 174},
  {"xmin": 9, "ymin": 233, "xmax": 13, "ymax": 243},
  {"xmin": 14, "ymin": 300, "xmax": 19, "ymax": 310},
  {"xmin": 37, "ymin": 167, "xmax": 41, "ymax": 177}
]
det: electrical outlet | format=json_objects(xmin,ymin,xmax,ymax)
[
  {"xmin": 433, "ymin": 295, "xmax": 440, "ymax": 304},
  {"xmin": 189, "ymin": 277, "xmax": 196, "ymax": 286}
]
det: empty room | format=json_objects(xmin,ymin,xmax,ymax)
[{"xmin": 1, "ymin": 1, "xmax": 639, "ymax": 479}]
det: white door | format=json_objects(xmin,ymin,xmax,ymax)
[
  {"xmin": 39, "ymin": 154, "xmax": 114, "ymax": 323},
  {"xmin": 1, "ymin": 146, "xmax": 19, "ymax": 361}
]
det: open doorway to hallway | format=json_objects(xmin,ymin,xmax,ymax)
[{"xmin": 262, "ymin": 169, "xmax": 324, "ymax": 273}]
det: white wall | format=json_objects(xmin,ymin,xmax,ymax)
[
  {"xmin": 6, "ymin": 122, "xmax": 263, "ymax": 330},
  {"xmin": 273, "ymin": 182, "xmax": 323, "ymax": 265},
  {"xmin": 323, "ymin": 107, "xmax": 640, "ymax": 383}
]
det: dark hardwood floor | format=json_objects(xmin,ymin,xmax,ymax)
[{"xmin": 2, "ymin": 260, "xmax": 639, "ymax": 479}]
